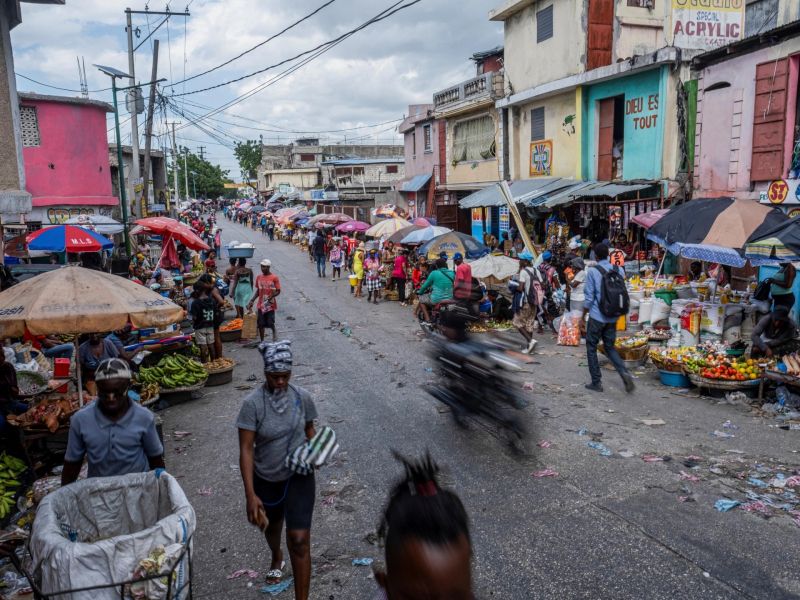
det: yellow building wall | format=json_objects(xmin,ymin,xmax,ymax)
[{"xmin": 514, "ymin": 91, "xmax": 579, "ymax": 180}]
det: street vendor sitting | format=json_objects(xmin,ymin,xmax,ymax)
[
  {"xmin": 0, "ymin": 349, "xmax": 26, "ymax": 437},
  {"xmin": 751, "ymin": 306, "xmax": 800, "ymax": 358},
  {"xmin": 61, "ymin": 358, "xmax": 164, "ymax": 486},
  {"xmin": 78, "ymin": 333, "xmax": 119, "ymax": 394}
]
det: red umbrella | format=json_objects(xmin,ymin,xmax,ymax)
[
  {"xmin": 336, "ymin": 220, "xmax": 370, "ymax": 233},
  {"xmin": 631, "ymin": 208, "xmax": 669, "ymax": 230},
  {"xmin": 132, "ymin": 217, "xmax": 209, "ymax": 251},
  {"xmin": 412, "ymin": 217, "xmax": 431, "ymax": 226}
]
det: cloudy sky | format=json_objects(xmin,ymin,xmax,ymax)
[{"xmin": 12, "ymin": 0, "xmax": 502, "ymax": 179}]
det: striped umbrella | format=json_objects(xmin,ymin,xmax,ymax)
[
  {"xmin": 365, "ymin": 217, "xmax": 412, "ymax": 238},
  {"xmin": 744, "ymin": 216, "xmax": 800, "ymax": 263},
  {"xmin": 647, "ymin": 198, "xmax": 788, "ymax": 267}
]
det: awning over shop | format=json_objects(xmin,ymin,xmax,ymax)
[
  {"xmin": 537, "ymin": 181, "xmax": 656, "ymax": 209},
  {"xmin": 459, "ymin": 178, "xmax": 566, "ymax": 209},
  {"xmin": 31, "ymin": 196, "xmax": 119, "ymax": 207},
  {"xmin": 400, "ymin": 174, "xmax": 432, "ymax": 193}
]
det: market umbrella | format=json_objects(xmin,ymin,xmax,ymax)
[
  {"xmin": 365, "ymin": 217, "xmax": 412, "ymax": 238},
  {"xmin": 306, "ymin": 212, "xmax": 353, "ymax": 227},
  {"xmin": 418, "ymin": 231, "xmax": 489, "ymax": 260},
  {"xmin": 412, "ymin": 217, "xmax": 431, "ymax": 226},
  {"xmin": 400, "ymin": 225, "xmax": 452, "ymax": 245},
  {"xmin": 744, "ymin": 216, "xmax": 800, "ymax": 263},
  {"xmin": 647, "ymin": 198, "xmax": 788, "ymax": 267},
  {"xmin": 0, "ymin": 265, "xmax": 185, "ymax": 404},
  {"xmin": 630, "ymin": 208, "xmax": 669, "ymax": 230},
  {"xmin": 64, "ymin": 215, "xmax": 125, "ymax": 235},
  {"xmin": 132, "ymin": 217, "xmax": 210, "ymax": 251},
  {"xmin": 336, "ymin": 220, "xmax": 370, "ymax": 233},
  {"xmin": 27, "ymin": 225, "xmax": 114, "ymax": 253},
  {"xmin": 387, "ymin": 224, "xmax": 426, "ymax": 244},
  {"xmin": 469, "ymin": 253, "xmax": 520, "ymax": 284}
]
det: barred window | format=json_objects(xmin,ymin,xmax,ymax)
[{"xmin": 20, "ymin": 106, "xmax": 41, "ymax": 147}]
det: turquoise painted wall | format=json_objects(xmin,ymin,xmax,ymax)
[{"xmin": 581, "ymin": 67, "xmax": 666, "ymax": 181}]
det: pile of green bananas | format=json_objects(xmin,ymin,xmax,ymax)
[
  {"xmin": 0, "ymin": 452, "xmax": 26, "ymax": 519},
  {"xmin": 138, "ymin": 354, "xmax": 208, "ymax": 389}
]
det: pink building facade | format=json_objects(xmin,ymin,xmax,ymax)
[
  {"xmin": 398, "ymin": 104, "xmax": 441, "ymax": 218},
  {"xmin": 692, "ymin": 23, "xmax": 800, "ymax": 216},
  {"xmin": 19, "ymin": 92, "xmax": 118, "ymax": 226}
]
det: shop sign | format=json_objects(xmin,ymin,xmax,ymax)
[
  {"xmin": 471, "ymin": 208, "xmax": 482, "ymax": 223},
  {"xmin": 530, "ymin": 140, "xmax": 553, "ymax": 177},
  {"xmin": 499, "ymin": 207, "xmax": 510, "ymax": 233},
  {"xmin": 46, "ymin": 207, "xmax": 113, "ymax": 224},
  {"xmin": 671, "ymin": 0, "xmax": 744, "ymax": 50},
  {"xmin": 759, "ymin": 179, "xmax": 800, "ymax": 205}
]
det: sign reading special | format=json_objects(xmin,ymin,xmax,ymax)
[{"xmin": 671, "ymin": 0, "xmax": 745, "ymax": 50}]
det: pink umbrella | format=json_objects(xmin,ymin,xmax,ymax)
[
  {"xmin": 336, "ymin": 220, "xmax": 370, "ymax": 233},
  {"xmin": 631, "ymin": 208, "xmax": 669, "ymax": 229},
  {"xmin": 412, "ymin": 217, "xmax": 431, "ymax": 226}
]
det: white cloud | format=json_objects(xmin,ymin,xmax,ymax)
[{"xmin": 11, "ymin": 0, "xmax": 502, "ymax": 176}]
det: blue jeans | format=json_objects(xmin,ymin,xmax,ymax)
[
  {"xmin": 43, "ymin": 344, "xmax": 74, "ymax": 359},
  {"xmin": 315, "ymin": 255, "xmax": 326, "ymax": 277},
  {"xmin": 586, "ymin": 318, "xmax": 629, "ymax": 385}
]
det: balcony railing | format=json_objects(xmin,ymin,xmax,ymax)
[{"xmin": 433, "ymin": 72, "xmax": 503, "ymax": 110}]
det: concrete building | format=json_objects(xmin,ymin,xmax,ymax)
[
  {"xmin": 691, "ymin": 19, "xmax": 800, "ymax": 213},
  {"xmin": 398, "ymin": 104, "xmax": 441, "ymax": 219},
  {"xmin": 317, "ymin": 157, "xmax": 405, "ymax": 221},
  {"xmin": 432, "ymin": 47, "xmax": 505, "ymax": 232},
  {"xmin": 0, "ymin": 0, "xmax": 65, "ymax": 226},
  {"xmin": 257, "ymin": 139, "xmax": 404, "ymax": 195},
  {"xmin": 18, "ymin": 92, "xmax": 118, "ymax": 227},
  {"xmin": 108, "ymin": 145, "xmax": 168, "ymax": 216}
]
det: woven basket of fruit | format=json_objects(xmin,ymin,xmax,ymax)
[
  {"xmin": 203, "ymin": 358, "xmax": 236, "ymax": 387},
  {"xmin": 688, "ymin": 373, "xmax": 761, "ymax": 390}
]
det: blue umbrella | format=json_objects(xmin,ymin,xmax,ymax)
[
  {"xmin": 417, "ymin": 231, "xmax": 489, "ymax": 260},
  {"xmin": 27, "ymin": 224, "xmax": 114, "ymax": 253},
  {"xmin": 400, "ymin": 225, "xmax": 452, "ymax": 245}
]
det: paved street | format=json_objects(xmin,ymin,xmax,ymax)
[{"xmin": 162, "ymin": 216, "xmax": 800, "ymax": 600}]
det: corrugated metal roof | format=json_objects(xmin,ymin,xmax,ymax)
[
  {"xmin": 519, "ymin": 178, "xmax": 579, "ymax": 206},
  {"xmin": 400, "ymin": 173, "xmax": 432, "ymax": 193},
  {"xmin": 459, "ymin": 178, "xmax": 565, "ymax": 209},
  {"xmin": 571, "ymin": 182, "xmax": 652, "ymax": 198}
]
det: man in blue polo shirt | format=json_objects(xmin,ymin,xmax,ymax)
[
  {"xmin": 582, "ymin": 243, "xmax": 635, "ymax": 394},
  {"xmin": 61, "ymin": 358, "xmax": 165, "ymax": 486}
]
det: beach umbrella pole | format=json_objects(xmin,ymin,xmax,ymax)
[{"xmin": 75, "ymin": 338, "xmax": 84, "ymax": 407}]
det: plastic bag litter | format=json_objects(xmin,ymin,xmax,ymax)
[
  {"xmin": 30, "ymin": 471, "xmax": 195, "ymax": 600},
  {"xmin": 714, "ymin": 499, "xmax": 740, "ymax": 512},
  {"xmin": 557, "ymin": 312, "xmax": 581, "ymax": 346}
]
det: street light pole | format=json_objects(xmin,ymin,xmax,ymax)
[
  {"xmin": 110, "ymin": 77, "xmax": 131, "ymax": 255},
  {"xmin": 191, "ymin": 172, "xmax": 197, "ymax": 199}
]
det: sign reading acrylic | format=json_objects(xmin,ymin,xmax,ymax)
[
  {"xmin": 530, "ymin": 140, "xmax": 553, "ymax": 177},
  {"xmin": 671, "ymin": 0, "xmax": 744, "ymax": 50}
]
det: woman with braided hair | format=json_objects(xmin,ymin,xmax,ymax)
[{"xmin": 374, "ymin": 452, "xmax": 474, "ymax": 599}]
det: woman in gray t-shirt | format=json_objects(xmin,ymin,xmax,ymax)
[{"xmin": 237, "ymin": 340, "xmax": 317, "ymax": 599}]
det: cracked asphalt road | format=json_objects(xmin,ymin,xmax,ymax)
[{"xmin": 160, "ymin": 215, "xmax": 800, "ymax": 599}]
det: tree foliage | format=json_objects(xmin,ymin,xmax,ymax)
[
  {"xmin": 234, "ymin": 140, "xmax": 262, "ymax": 188},
  {"xmin": 169, "ymin": 148, "xmax": 230, "ymax": 199}
]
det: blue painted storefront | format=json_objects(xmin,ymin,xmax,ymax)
[{"xmin": 581, "ymin": 67, "xmax": 667, "ymax": 181}]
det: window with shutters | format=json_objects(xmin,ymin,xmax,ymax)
[
  {"xmin": 299, "ymin": 153, "xmax": 315, "ymax": 162},
  {"xmin": 20, "ymin": 106, "xmax": 40, "ymax": 147},
  {"xmin": 452, "ymin": 115, "xmax": 496, "ymax": 163},
  {"xmin": 423, "ymin": 124, "xmax": 432, "ymax": 152},
  {"xmin": 537, "ymin": 5, "xmax": 553, "ymax": 43},
  {"xmin": 751, "ymin": 58, "xmax": 789, "ymax": 182},
  {"xmin": 386, "ymin": 165, "xmax": 399, "ymax": 174},
  {"xmin": 531, "ymin": 107, "xmax": 545, "ymax": 141}
]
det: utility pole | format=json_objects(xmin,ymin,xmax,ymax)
[
  {"xmin": 197, "ymin": 146, "xmax": 206, "ymax": 161},
  {"xmin": 124, "ymin": 7, "xmax": 191, "ymax": 214},
  {"xmin": 125, "ymin": 8, "xmax": 141, "ymax": 220},
  {"xmin": 140, "ymin": 39, "xmax": 160, "ymax": 216},
  {"xmin": 184, "ymin": 148, "xmax": 190, "ymax": 199},
  {"xmin": 169, "ymin": 121, "xmax": 180, "ymax": 212}
]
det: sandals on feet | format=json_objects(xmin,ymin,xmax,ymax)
[{"xmin": 265, "ymin": 560, "xmax": 286, "ymax": 584}]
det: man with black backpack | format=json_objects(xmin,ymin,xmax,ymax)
[{"xmin": 581, "ymin": 243, "xmax": 635, "ymax": 393}]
